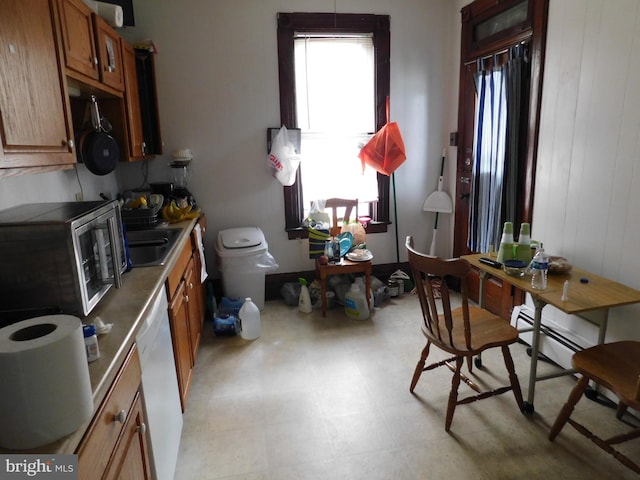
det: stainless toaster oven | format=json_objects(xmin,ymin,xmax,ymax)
[{"xmin": 0, "ymin": 200, "xmax": 126, "ymax": 317}]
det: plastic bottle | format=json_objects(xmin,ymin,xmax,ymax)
[
  {"xmin": 354, "ymin": 276, "xmax": 373, "ymax": 307},
  {"xmin": 83, "ymin": 324, "xmax": 100, "ymax": 362},
  {"xmin": 239, "ymin": 297, "xmax": 261, "ymax": 340},
  {"xmin": 530, "ymin": 243, "xmax": 549, "ymax": 290},
  {"xmin": 344, "ymin": 282, "xmax": 370, "ymax": 320},
  {"xmin": 496, "ymin": 222, "xmax": 515, "ymax": 263},
  {"xmin": 516, "ymin": 223, "xmax": 532, "ymax": 263},
  {"xmin": 298, "ymin": 278, "xmax": 312, "ymax": 313}
]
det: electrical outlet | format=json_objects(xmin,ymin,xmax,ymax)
[{"xmin": 75, "ymin": 192, "xmax": 83, "ymax": 202}]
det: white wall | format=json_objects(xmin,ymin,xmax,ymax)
[
  {"xmin": 114, "ymin": 0, "xmax": 455, "ymax": 273},
  {"xmin": 0, "ymin": 166, "xmax": 119, "ymax": 208},
  {"xmin": 2, "ymin": 0, "xmax": 638, "ymax": 341},
  {"xmin": 532, "ymin": 0, "xmax": 640, "ymax": 340}
]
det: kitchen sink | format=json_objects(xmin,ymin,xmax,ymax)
[{"xmin": 126, "ymin": 228, "xmax": 182, "ymax": 267}]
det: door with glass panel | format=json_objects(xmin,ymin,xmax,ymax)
[{"xmin": 454, "ymin": 0, "xmax": 549, "ymax": 317}]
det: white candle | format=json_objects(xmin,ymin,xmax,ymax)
[{"xmin": 561, "ymin": 280, "xmax": 569, "ymax": 301}]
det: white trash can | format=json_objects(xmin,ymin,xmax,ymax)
[{"xmin": 215, "ymin": 227, "xmax": 278, "ymax": 310}]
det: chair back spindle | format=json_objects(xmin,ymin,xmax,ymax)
[{"xmin": 407, "ymin": 236, "xmax": 473, "ymax": 352}]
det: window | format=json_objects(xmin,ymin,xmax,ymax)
[
  {"xmin": 277, "ymin": 13, "xmax": 391, "ymax": 238},
  {"xmin": 295, "ymin": 35, "xmax": 379, "ymax": 207}
]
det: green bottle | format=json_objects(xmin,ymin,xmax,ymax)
[
  {"xmin": 516, "ymin": 223, "xmax": 532, "ymax": 263},
  {"xmin": 497, "ymin": 222, "xmax": 514, "ymax": 263}
]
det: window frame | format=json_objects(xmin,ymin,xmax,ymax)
[{"xmin": 277, "ymin": 12, "xmax": 391, "ymax": 239}]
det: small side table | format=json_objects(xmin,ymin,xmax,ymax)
[{"xmin": 316, "ymin": 258, "xmax": 372, "ymax": 316}]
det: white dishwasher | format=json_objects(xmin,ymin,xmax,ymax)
[{"xmin": 136, "ymin": 286, "xmax": 183, "ymax": 480}]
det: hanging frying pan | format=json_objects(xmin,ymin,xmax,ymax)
[{"xmin": 78, "ymin": 95, "xmax": 119, "ymax": 176}]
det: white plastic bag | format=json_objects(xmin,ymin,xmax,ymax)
[{"xmin": 268, "ymin": 126, "xmax": 301, "ymax": 186}]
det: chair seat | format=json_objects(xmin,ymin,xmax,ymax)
[
  {"xmin": 549, "ymin": 340, "xmax": 640, "ymax": 475},
  {"xmin": 421, "ymin": 305, "xmax": 519, "ymax": 355},
  {"xmin": 572, "ymin": 341, "xmax": 640, "ymax": 408}
]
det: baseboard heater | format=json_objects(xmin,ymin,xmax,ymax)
[{"xmin": 510, "ymin": 305, "xmax": 599, "ymax": 371}]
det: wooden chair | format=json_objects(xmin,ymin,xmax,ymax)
[
  {"xmin": 406, "ymin": 235, "xmax": 524, "ymax": 431},
  {"xmin": 324, "ymin": 198, "xmax": 358, "ymax": 237},
  {"xmin": 315, "ymin": 198, "xmax": 371, "ymax": 317},
  {"xmin": 548, "ymin": 341, "xmax": 640, "ymax": 474}
]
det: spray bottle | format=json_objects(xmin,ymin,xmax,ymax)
[{"xmin": 298, "ymin": 277, "xmax": 312, "ymax": 313}]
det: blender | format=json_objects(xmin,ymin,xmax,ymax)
[{"xmin": 169, "ymin": 149, "xmax": 196, "ymax": 207}]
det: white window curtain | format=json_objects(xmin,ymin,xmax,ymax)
[
  {"xmin": 468, "ymin": 65, "xmax": 507, "ymax": 253},
  {"xmin": 294, "ymin": 35, "xmax": 379, "ymax": 213}
]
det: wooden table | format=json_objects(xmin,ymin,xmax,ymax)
[{"xmin": 463, "ymin": 253, "xmax": 640, "ymax": 413}]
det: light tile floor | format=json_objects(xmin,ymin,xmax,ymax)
[{"xmin": 175, "ymin": 294, "xmax": 640, "ymax": 479}]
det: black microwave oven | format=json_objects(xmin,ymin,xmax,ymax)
[{"xmin": 0, "ymin": 201, "xmax": 126, "ymax": 317}]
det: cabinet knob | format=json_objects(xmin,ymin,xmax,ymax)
[
  {"xmin": 114, "ymin": 410, "xmax": 127, "ymax": 424},
  {"xmin": 62, "ymin": 139, "xmax": 74, "ymax": 149},
  {"xmin": 189, "ymin": 282, "xmax": 194, "ymax": 290},
  {"xmin": 185, "ymin": 295, "xmax": 189, "ymax": 303},
  {"xmin": 136, "ymin": 423, "xmax": 146, "ymax": 435},
  {"xmin": 92, "ymin": 56, "xmax": 98, "ymax": 66}
]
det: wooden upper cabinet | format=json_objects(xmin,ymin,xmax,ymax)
[
  {"xmin": 56, "ymin": 0, "xmax": 99, "ymax": 81},
  {"xmin": 121, "ymin": 41, "xmax": 145, "ymax": 158},
  {"xmin": 57, "ymin": 0, "xmax": 124, "ymax": 93},
  {"xmin": 0, "ymin": 0, "xmax": 75, "ymax": 172},
  {"xmin": 93, "ymin": 14, "xmax": 124, "ymax": 92}
]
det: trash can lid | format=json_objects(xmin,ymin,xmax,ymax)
[{"xmin": 217, "ymin": 227, "xmax": 266, "ymax": 251}]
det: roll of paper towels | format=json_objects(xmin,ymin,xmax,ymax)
[
  {"xmin": 95, "ymin": 1, "xmax": 124, "ymax": 28},
  {"xmin": 0, "ymin": 315, "xmax": 93, "ymax": 450}
]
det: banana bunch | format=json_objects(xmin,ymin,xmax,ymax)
[{"xmin": 162, "ymin": 200, "xmax": 200, "ymax": 223}]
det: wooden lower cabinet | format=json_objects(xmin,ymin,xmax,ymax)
[
  {"xmin": 77, "ymin": 345, "xmax": 151, "ymax": 480},
  {"xmin": 104, "ymin": 392, "xmax": 150, "ymax": 480},
  {"xmin": 167, "ymin": 219, "xmax": 207, "ymax": 412},
  {"xmin": 468, "ymin": 267, "xmax": 524, "ymax": 320},
  {"xmin": 168, "ymin": 278, "xmax": 194, "ymax": 411},
  {"xmin": 185, "ymin": 258, "xmax": 203, "ymax": 360}
]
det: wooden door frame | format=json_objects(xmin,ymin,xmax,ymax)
[{"xmin": 453, "ymin": 0, "xmax": 549, "ymax": 258}]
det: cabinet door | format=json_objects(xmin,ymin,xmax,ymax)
[
  {"xmin": 0, "ymin": 0, "xmax": 75, "ymax": 170},
  {"xmin": 93, "ymin": 14, "xmax": 124, "ymax": 91},
  {"xmin": 104, "ymin": 392, "xmax": 152, "ymax": 480},
  {"xmin": 168, "ymin": 280, "xmax": 193, "ymax": 412},
  {"xmin": 77, "ymin": 345, "xmax": 142, "ymax": 479},
  {"xmin": 56, "ymin": 0, "xmax": 99, "ymax": 81},
  {"xmin": 185, "ymin": 257, "xmax": 203, "ymax": 361},
  {"xmin": 121, "ymin": 41, "xmax": 145, "ymax": 158}
]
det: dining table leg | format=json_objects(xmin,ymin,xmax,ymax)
[
  {"xmin": 474, "ymin": 270, "xmax": 489, "ymax": 369},
  {"xmin": 524, "ymin": 296, "xmax": 548, "ymax": 413}
]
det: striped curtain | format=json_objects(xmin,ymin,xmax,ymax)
[
  {"xmin": 468, "ymin": 45, "xmax": 529, "ymax": 253},
  {"xmin": 468, "ymin": 63, "xmax": 507, "ymax": 253}
]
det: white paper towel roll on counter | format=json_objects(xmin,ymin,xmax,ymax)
[
  {"xmin": 0, "ymin": 315, "xmax": 93, "ymax": 450},
  {"xmin": 95, "ymin": 1, "xmax": 124, "ymax": 28}
]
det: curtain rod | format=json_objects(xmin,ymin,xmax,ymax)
[{"xmin": 463, "ymin": 41, "xmax": 528, "ymax": 67}]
